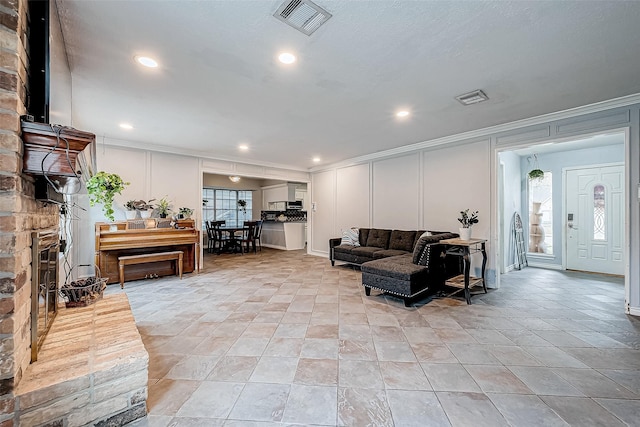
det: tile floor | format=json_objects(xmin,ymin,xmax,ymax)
[{"xmin": 118, "ymin": 248, "xmax": 640, "ymax": 426}]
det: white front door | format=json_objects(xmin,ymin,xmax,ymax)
[{"xmin": 565, "ymin": 164, "xmax": 624, "ymax": 275}]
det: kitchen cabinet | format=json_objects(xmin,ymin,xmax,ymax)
[
  {"xmin": 262, "ymin": 183, "xmax": 299, "ymax": 208},
  {"xmin": 261, "ymin": 222, "xmax": 306, "ymax": 250}
]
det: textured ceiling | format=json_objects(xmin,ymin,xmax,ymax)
[{"xmin": 56, "ymin": 0, "xmax": 640, "ymax": 170}]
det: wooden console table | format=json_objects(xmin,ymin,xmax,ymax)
[{"xmin": 439, "ymin": 238, "xmax": 487, "ymax": 304}]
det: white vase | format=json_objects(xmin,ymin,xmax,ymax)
[
  {"xmin": 458, "ymin": 227, "xmax": 472, "ymax": 241},
  {"xmin": 139, "ymin": 210, "xmax": 151, "ymax": 219},
  {"xmin": 125, "ymin": 210, "xmax": 137, "ymax": 220}
]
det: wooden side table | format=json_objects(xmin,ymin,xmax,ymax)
[{"xmin": 439, "ymin": 238, "xmax": 487, "ymax": 304}]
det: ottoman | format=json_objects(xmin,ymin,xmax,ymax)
[{"xmin": 361, "ymin": 254, "xmax": 432, "ymax": 307}]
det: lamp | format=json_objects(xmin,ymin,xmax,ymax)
[{"xmin": 229, "ymin": 176, "xmax": 241, "ymax": 183}]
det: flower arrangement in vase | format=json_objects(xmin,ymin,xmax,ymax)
[{"xmin": 457, "ymin": 209, "xmax": 479, "ymax": 240}]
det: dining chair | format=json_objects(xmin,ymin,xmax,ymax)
[
  {"xmin": 240, "ymin": 221, "xmax": 258, "ymax": 254},
  {"xmin": 205, "ymin": 221, "xmax": 216, "ymax": 253},
  {"xmin": 211, "ymin": 220, "xmax": 228, "ymax": 254},
  {"xmin": 253, "ymin": 220, "xmax": 263, "ymax": 253}
]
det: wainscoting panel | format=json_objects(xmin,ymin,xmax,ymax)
[
  {"xmin": 372, "ymin": 154, "xmax": 420, "ymax": 230},
  {"xmin": 336, "ymin": 164, "xmax": 370, "ymax": 233}
]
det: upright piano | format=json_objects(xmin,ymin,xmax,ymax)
[{"xmin": 95, "ymin": 220, "xmax": 200, "ymax": 285}]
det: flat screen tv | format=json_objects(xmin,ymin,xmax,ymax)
[{"xmin": 26, "ymin": 0, "xmax": 50, "ymax": 124}]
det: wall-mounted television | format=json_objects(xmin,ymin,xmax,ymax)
[{"xmin": 26, "ymin": 0, "xmax": 50, "ymax": 124}]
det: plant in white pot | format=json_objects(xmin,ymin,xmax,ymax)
[
  {"xmin": 86, "ymin": 171, "xmax": 129, "ymax": 222},
  {"xmin": 132, "ymin": 199, "xmax": 155, "ymax": 218},
  {"xmin": 457, "ymin": 209, "xmax": 479, "ymax": 241},
  {"xmin": 124, "ymin": 200, "xmax": 138, "ymax": 219}
]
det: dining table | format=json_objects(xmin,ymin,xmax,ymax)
[{"xmin": 218, "ymin": 225, "xmax": 248, "ymax": 253}]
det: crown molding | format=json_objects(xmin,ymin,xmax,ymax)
[
  {"xmin": 101, "ymin": 136, "xmax": 310, "ymax": 173},
  {"xmin": 310, "ymin": 93, "xmax": 640, "ymax": 173}
]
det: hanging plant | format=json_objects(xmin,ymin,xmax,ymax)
[
  {"xmin": 528, "ymin": 169, "xmax": 545, "ymax": 180},
  {"xmin": 86, "ymin": 171, "xmax": 129, "ymax": 221},
  {"xmin": 528, "ymin": 154, "xmax": 544, "ymax": 181}
]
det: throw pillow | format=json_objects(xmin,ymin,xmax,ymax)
[
  {"xmin": 412, "ymin": 236, "xmax": 430, "ymax": 264},
  {"xmin": 341, "ymin": 227, "xmax": 360, "ymax": 246},
  {"xmin": 420, "ymin": 231, "xmax": 432, "ymax": 238}
]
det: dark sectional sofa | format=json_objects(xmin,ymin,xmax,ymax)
[{"xmin": 329, "ymin": 228, "xmax": 462, "ymax": 306}]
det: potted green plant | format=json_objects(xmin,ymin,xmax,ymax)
[
  {"xmin": 155, "ymin": 197, "xmax": 171, "ymax": 218},
  {"xmin": 528, "ymin": 169, "xmax": 545, "ymax": 181},
  {"xmin": 457, "ymin": 209, "xmax": 479, "ymax": 240},
  {"xmin": 178, "ymin": 207, "xmax": 193, "ymax": 219},
  {"xmin": 86, "ymin": 171, "xmax": 129, "ymax": 221},
  {"xmin": 130, "ymin": 199, "xmax": 154, "ymax": 218},
  {"xmin": 237, "ymin": 199, "xmax": 247, "ymax": 214},
  {"xmin": 124, "ymin": 200, "xmax": 137, "ymax": 220}
]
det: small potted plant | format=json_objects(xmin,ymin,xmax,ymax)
[
  {"xmin": 457, "ymin": 209, "xmax": 479, "ymax": 240},
  {"xmin": 132, "ymin": 199, "xmax": 155, "ymax": 218},
  {"xmin": 155, "ymin": 197, "xmax": 171, "ymax": 218},
  {"xmin": 124, "ymin": 200, "xmax": 138, "ymax": 220},
  {"xmin": 86, "ymin": 171, "xmax": 129, "ymax": 221},
  {"xmin": 178, "ymin": 207, "xmax": 193, "ymax": 219},
  {"xmin": 528, "ymin": 168, "xmax": 544, "ymax": 181},
  {"xmin": 237, "ymin": 199, "xmax": 247, "ymax": 214}
]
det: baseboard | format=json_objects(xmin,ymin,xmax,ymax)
[
  {"xmin": 526, "ymin": 262, "xmax": 564, "ymax": 270},
  {"xmin": 307, "ymin": 249, "xmax": 329, "ymax": 258},
  {"xmin": 628, "ymin": 306, "xmax": 640, "ymax": 317}
]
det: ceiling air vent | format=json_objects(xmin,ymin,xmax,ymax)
[
  {"xmin": 274, "ymin": 0, "xmax": 332, "ymax": 36},
  {"xmin": 455, "ymin": 90, "xmax": 489, "ymax": 106}
]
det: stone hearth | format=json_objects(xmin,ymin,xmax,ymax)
[{"xmin": 14, "ymin": 294, "xmax": 148, "ymax": 426}]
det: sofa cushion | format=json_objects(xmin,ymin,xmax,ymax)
[
  {"xmin": 351, "ymin": 246, "xmax": 381, "ymax": 258},
  {"xmin": 388, "ymin": 230, "xmax": 417, "ymax": 252},
  {"xmin": 373, "ymin": 249, "xmax": 409, "ymax": 259},
  {"xmin": 362, "ymin": 255, "xmax": 427, "ymax": 281},
  {"xmin": 334, "ymin": 244, "xmax": 357, "ymax": 255},
  {"xmin": 359, "ymin": 228, "xmax": 371, "ymax": 247},
  {"xmin": 365, "ymin": 229, "xmax": 391, "ymax": 249},
  {"xmin": 341, "ymin": 228, "xmax": 360, "ymax": 246}
]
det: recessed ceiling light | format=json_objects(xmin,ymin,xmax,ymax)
[
  {"xmin": 119, "ymin": 123, "xmax": 133, "ymax": 130},
  {"xmin": 135, "ymin": 55, "xmax": 158, "ymax": 68},
  {"xmin": 396, "ymin": 110, "xmax": 410, "ymax": 118},
  {"xmin": 312, "ymin": 157, "xmax": 321, "ymax": 163},
  {"xmin": 278, "ymin": 52, "xmax": 296, "ymax": 64},
  {"xmin": 238, "ymin": 144, "xmax": 249, "ymax": 151}
]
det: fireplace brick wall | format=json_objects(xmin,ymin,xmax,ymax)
[{"xmin": 0, "ymin": 0, "xmax": 60, "ymax": 424}]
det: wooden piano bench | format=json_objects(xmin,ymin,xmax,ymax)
[{"xmin": 118, "ymin": 251, "xmax": 184, "ymax": 289}]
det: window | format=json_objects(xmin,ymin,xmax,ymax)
[
  {"xmin": 593, "ymin": 184, "xmax": 605, "ymax": 240},
  {"xmin": 528, "ymin": 172, "xmax": 553, "ymax": 255},
  {"xmin": 202, "ymin": 188, "xmax": 252, "ymax": 228}
]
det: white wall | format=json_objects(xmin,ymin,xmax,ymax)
[
  {"xmin": 499, "ymin": 151, "xmax": 523, "ymax": 270},
  {"xmin": 310, "ymin": 170, "xmax": 335, "ymax": 253},
  {"xmin": 336, "ymin": 164, "xmax": 370, "ymax": 233},
  {"xmin": 49, "ymin": 1, "xmax": 72, "ymax": 126},
  {"xmin": 373, "ymin": 154, "xmax": 420, "ymax": 230}
]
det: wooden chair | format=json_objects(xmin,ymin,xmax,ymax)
[
  {"xmin": 205, "ymin": 221, "xmax": 216, "ymax": 253},
  {"xmin": 254, "ymin": 220, "xmax": 263, "ymax": 252},
  {"xmin": 211, "ymin": 220, "xmax": 228, "ymax": 254},
  {"xmin": 239, "ymin": 221, "xmax": 258, "ymax": 254}
]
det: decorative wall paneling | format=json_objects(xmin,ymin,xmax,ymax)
[{"xmin": 336, "ymin": 164, "xmax": 370, "ymax": 234}]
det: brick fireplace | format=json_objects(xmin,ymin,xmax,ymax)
[{"xmin": 0, "ymin": 2, "xmax": 148, "ymax": 425}]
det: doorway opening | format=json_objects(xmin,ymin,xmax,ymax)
[{"xmin": 496, "ymin": 129, "xmax": 628, "ymax": 311}]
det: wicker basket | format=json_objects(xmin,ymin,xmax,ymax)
[{"xmin": 60, "ymin": 275, "xmax": 108, "ymax": 308}]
